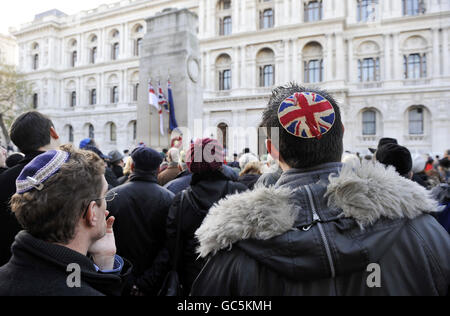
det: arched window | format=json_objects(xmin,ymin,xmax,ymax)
[
  {"xmin": 90, "ymin": 89, "xmax": 97, "ymax": 105},
  {"xmin": 88, "ymin": 124, "xmax": 95, "ymax": 139},
  {"xmin": 217, "ymin": 123, "xmax": 228, "ymax": 150},
  {"xmin": 133, "ymin": 83, "xmax": 139, "ymax": 101},
  {"xmin": 33, "ymin": 54, "xmax": 39, "ymax": 70},
  {"xmin": 408, "ymin": 107, "xmax": 424, "ymax": 135},
  {"xmin": 220, "ymin": 70, "xmax": 232, "ymax": 90},
  {"xmin": 303, "ymin": 42, "xmax": 324, "ymax": 83},
  {"xmin": 91, "ymin": 47, "xmax": 97, "ymax": 64},
  {"xmin": 135, "ymin": 38, "xmax": 143, "ymax": 56},
  {"xmin": 358, "ymin": 57, "xmax": 380, "ymax": 82},
  {"xmin": 68, "ymin": 125, "xmax": 74, "ymax": 143},
  {"xmin": 111, "ymin": 86, "xmax": 119, "ymax": 103},
  {"xmin": 362, "ymin": 110, "xmax": 376, "ymax": 135},
  {"xmin": 112, "ymin": 43, "xmax": 119, "ymax": 60},
  {"xmin": 257, "ymin": 48, "xmax": 275, "ymax": 87},
  {"xmin": 132, "ymin": 121, "xmax": 137, "ymax": 141},
  {"xmin": 404, "ymin": 53, "xmax": 426, "ymax": 79},
  {"xmin": 220, "ymin": 16, "xmax": 232, "ymax": 36},
  {"xmin": 71, "ymin": 51, "xmax": 77, "ymax": 67},
  {"xmin": 32, "ymin": 93, "xmax": 38, "ymax": 109},
  {"xmin": 71, "ymin": 91, "xmax": 77, "ymax": 107},
  {"xmin": 109, "ymin": 123, "xmax": 117, "ymax": 142},
  {"xmin": 216, "ymin": 54, "xmax": 232, "ymax": 91}
]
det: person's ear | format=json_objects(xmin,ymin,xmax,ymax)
[
  {"xmin": 50, "ymin": 127, "xmax": 59, "ymax": 140},
  {"xmin": 85, "ymin": 201, "xmax": 99, "ymax": 227},
  {"xmin": 265, "ymin": 139, "xmax": 280, "ymax": 161},
  {"xmin": 130, "ymin": 162, "xmax": 135, "ymax": 172},
  {"xmin": 342, "ymin": 124, "xmax": 345, "ymax": 135}
]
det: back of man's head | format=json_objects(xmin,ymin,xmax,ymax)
[
  {"xmin": 10, "ymin": 111, "xmax": 54, "ymax": 154},
  {"xmin": 131, "ymin": 146, "xmax": 162, "ymax": 173},
  {"xmin": 376, "ymin": 143, "xmax": 412, "ymax": 177},
  {"xmin": 261, "ymin": 83, "xmax": 344, "ymax": 169},
  {"xmin": 10, "ymin": 145, "xmax": 105, "ymax": 244}
]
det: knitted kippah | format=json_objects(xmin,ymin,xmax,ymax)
[{"xmin": 16, "ymin": 150, "xmax": 70, "ymax": 194}]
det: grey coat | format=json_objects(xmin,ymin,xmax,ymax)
[{"xmin": 192, "ymin": 161, "xmax": 450, "ymax": 296}]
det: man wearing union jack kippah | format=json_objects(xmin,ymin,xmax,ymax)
[{"xmin": 191, "ymin": 82, "xmax": 450, "ymax": 296}]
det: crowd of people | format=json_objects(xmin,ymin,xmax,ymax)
[{"xmin": 0, "ymin": 83, "xmax": 449, "ymax": 296}]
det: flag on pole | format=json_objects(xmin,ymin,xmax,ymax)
[
  {"xmin": 159, "ymin": 106, "xmax": 165, "ymax": 136},
  {"xmin": 148, "ymin": 79, "xmax": 159, "ymax": 110},
  {"xmin": 158, "ymin": 81, "xmax": 169, "ymax": 112},
  {"xmin": 167, "ymin": 79, "xmax": 181, "ymax": 134}
]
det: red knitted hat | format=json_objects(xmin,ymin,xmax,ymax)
[{"xmin": 186, "ymin": 138, "xmax": 223, "ymax": 174}]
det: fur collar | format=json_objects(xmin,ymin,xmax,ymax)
[{"xmin": 195, "ymin": 161, "xmax": 438, "ymax": 258}]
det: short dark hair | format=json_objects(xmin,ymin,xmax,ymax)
[
  {"xmin": 11, "ymin": 145, "xmax": 105, "ymax": 244},
  {"xmin": 260, "ymin": 83, "xmax": 344, "ymax": 169},
  {"xmin": 244, "ymin": 148, "xmax": 250, "ymax": 154},
  {"xmin": 10, "ymin": 111, "xmax": 54, "ymax": 154}
]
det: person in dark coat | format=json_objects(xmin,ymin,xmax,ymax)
[
  {"xmin": 107, "ymin": 146, "xmax": 175, "ymax": 296},
  {"xmin": 238, "ymin": 161, "xmax": 262, "ymax": 190},
  {"xmin": 0, "ymin": 145, "xmax": 132, "ymax": 296},
  {"xmin": 0, "ymin": 112, "xmax": 61, "ymax": 266},
  {"xmin": 108, "ymin": 150, "xmax": 125, "ymax": 179},
  {"xmin": 191, "ymin": 84, "xmax": 450, "ymax": 296},
  {"xmin": 166, "ymin": 138, "xmax": 247, "ymax": 295},
  {"xmin": 83, "ymin": 144, "xmax": 119, "ymax": 188},
  {"xmin": 5, "ymin": 153, "xmax": 25, "ymax": 169}
]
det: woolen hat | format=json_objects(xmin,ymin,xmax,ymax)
[
  {"xmin": 79, "ymin": 138, "xmax": 92, "ymax": 149},
  {"xmin": 108, "ymin": 150, "xmax": 124, "ymax": 163},
  {"xmin": 376, "ymin": 143, "xmax": 412, "ymax": 176},
  {"xmin": 186, "ymin": 138, "xmax": 223, "ymax": 174},
  {"xmin": 131, "ymin": 146, "xmax": 162, "ymax": 172},
  {"xmin": 16, "ymin": 150, "xmax": 70, "ymax": 194},
  {"xmin": 369, "ymin": 138, "xmax": 398, "ymax": 154}
]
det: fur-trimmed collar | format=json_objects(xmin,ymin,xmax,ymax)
[{"xmin": 195, "ymin": 161, "xmax": 438, "ymax": 258}]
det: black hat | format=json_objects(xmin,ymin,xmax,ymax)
[
  {"xmin": 369, "ymin": 138, "xmax": 398, "ymax": 154},
  {"xmin": 375, "ymin": 143, "xmax": 412, "ymax": 177},
  {"xmin": 108, "ymin": 150, "xmax": 124, "ymax": 163},
  {"xmin": 131, "ymin": 146, "xmax": 162, "ymax": 172}
]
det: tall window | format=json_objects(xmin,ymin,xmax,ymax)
[
  {"xmin": 32, "ymin": 93, "xmax": 38, "ymax": 109},
  {"xmin": 111, "ymin": 86, "xmax": 119, "ymax": 103},
  {"xmin": 217, "ymin": 123, "xmax": 228, "ymax": 150},
  {"xmin": 68, "ymin": 125, "xmax": 74, "ymax": 143},
  {"xmin": 404, "ymin": 53, "xmax": 426, "ymax": 79},
  {"xmin": 403, "ymin": 0, "xmax": 425, "ymax": 16},
  {"xmin": 71, "ymin": 51, "xmax": 77, "ymax": 67},
  {"xmin": 133, "ymin": 83, "xmax": 139, "ymax": 101},
  {"xmin": 132, "ymin": 121, "xmax": 137, "ymax": 140},
  {"xmin": 219, "ymin": 70, "xmax": 231, "ymax": 90},
  {"xmin": 409, "ymin": 108, "xmax": 424, "ymax": 135},
  {"xmin": 305, "ymin": 1, "xmax": 323, "ymax": 22},
  {"xmin": 220, "ymin": 16, "xmax": 232, "ymax": 36},
  {"xmin": 71, "ymin": 91, "xmax": 77, "ymax": 107},
  {"xmin": 135, "ymin": 38, "xmax": 143, "ymax": 56},
  {"xmin": 304, "ymin": 59, "xmax": 323, "ymax": 83},
  {"xmin": 91, "ymin": 47, "xmax": 97, "ymax": 64},
  {"xmin": 88, "ymin": 124, "xmax": 95, "ymax": 139},
  {"xmin": 260, "ymin": 9, "xmax": 274, "ymax": 29},
  {"xmin": 260, "ymin": 65, "xmax": 274, "ymax": 87},
  {"xmin": 33, "ymin": 54, "xmax": 39, "ymax": 70},
  {"xmin": 357, "ymin": 0, "xmax": 378, "ymax": 22},
  {"xmin": 112, "ymin": 43, "xmax": 119, "ymax": 60},
  {"xmin": 90, "ymin": 89, "xmax": 97, "ymax": 105},
  {"xmin": 110, "ymin": 123, "xmax": 117, "ymax": 142},
  {"xmin": 358, "ymin": 58, "xmax": 380, "ymax": 82},
  {"xmin": 362, "ymin": 110, "xmax": 376, "ymax": 135},
  {"xmin": 221, "ymin": 0, "xmax": 231, "ymax": 10}
]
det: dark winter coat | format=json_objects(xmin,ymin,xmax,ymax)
[
  {"xmin": 238, "ymin": 173, "xmax": 261, "ymax": 190},
  {"xmin": 0, "ymin": 151, "xmax": 43, "ymax": 266},
  {"xmin": 166, "ymin": 171, "xmax": 247, "ymax": 294},
  {"xmin": 107, "ymin": 171, "xmax": 175, "ymax": 295},
  {"xmin": 192, "ymin": 161, "xmax": 450, "ymax": 296},
  {"xmin": 256, "ymin": 166, "xmax": 283, "ymax": 187},
  {"xmin": 0, "ymin": 231, "xmax": 132, "ymax": 296},
  {"xmin": 164, "ymin": 170, "xmax": 193, "ymax": 195},
  {"xmin": 0, "ymin": 167, "xmax": 7, "ymax": 175}
]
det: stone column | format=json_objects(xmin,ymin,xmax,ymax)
[
  {"xmin": 199, "ymin": 0, "xmax": 205, "ymax": 36},
  {"xmin": 347, "ymin": 0, "xmax": 356, "ymax": 24},
  {"xmin": 384, "ymin": 34, "xmax": 391, "ymax": 81},
  {"xmin": 347, "ymin": 38, "xmax": 354, "ymax": 83},
  {"xmin": 233, "ymin": 46, "xmax": 240, "ymax": 88},
  {"xmin": 233, "ymin": 0, "xmax": 240, "ymax": 33},
  {"xmin": 392, "ymin": 33, "xmax": 401, "ymax": 80},
  {"xmin": 432, "ymin": 28, "xmax": 441, "ymax": 78},
  {"xmin": 284, "ymin": 40, "xmax": 290, "ymax": 82},
  {"xmin": 240, "ymin": 45, "xmax": 247, "ymax": 89},
  {"xmin": 292, "ymin": 40, "xmax": 299, "ymax": 83},
  {"xmin": 335, "ymin": 33, "xmax": 344, "ymax": 81},
  {"xmin": 442, "ymin": 28, "xmax": 449, "ymax": 76},
  {"xmin": 325, "ymin": 34, "xmax": 333, "ymax": 82},
  {"xmin": 139, "ymin": 8, "xmax": 203, "ymax": 149}
]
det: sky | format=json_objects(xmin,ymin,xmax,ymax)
[{"xmin": 0, "ymin": 0, "xmax": 119, "ymax": 35}]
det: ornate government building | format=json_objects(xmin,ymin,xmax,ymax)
[{"xmin": 11, "ymin": 0, "xmax": 450, "ymax": 156}]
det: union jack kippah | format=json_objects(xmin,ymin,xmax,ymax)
[
  {"xmin": 278, "ymin": 92, "xmax": 336, "ymax": 140},
  {"xmin": 16, "ymin": 150, "xmax": 70, "ymax": 194}
]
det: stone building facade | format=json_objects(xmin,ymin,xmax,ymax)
[{"xmin": 11, "ymin": 0, "xmax": 450, "ymax": 156}]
